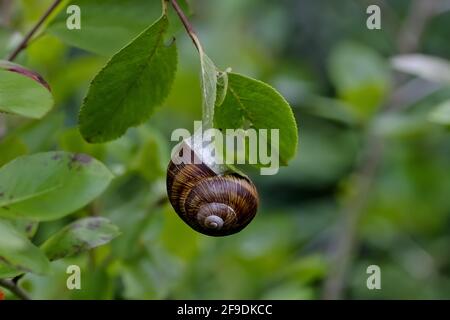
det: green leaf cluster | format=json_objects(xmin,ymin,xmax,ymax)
[{"xmin": 0, "ymin": 0, "xmax": 299, "ymax": 298}]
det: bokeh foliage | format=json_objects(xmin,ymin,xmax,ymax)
[{"xmin": 1, "ymin": 0, "xmax": 450, "ymax": 299}]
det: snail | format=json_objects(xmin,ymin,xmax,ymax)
[{"xmin": 166, "ymin": 135, "xmax": 259, "ymax": 237}]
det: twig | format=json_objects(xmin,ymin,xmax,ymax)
[
  {"xmin": 6, "ymin": 0, "xmax": 63, "ymax": 61},
  {"xmin": 397, "ymin": 0, "xmax": 439, "ymax": 54},
  {"xmin": 169, "ymin": 0, "xmax": 203, "ymax": 52},
  {"xmin": 12, "ymin": 274, "xmax": 24, "ymax": 285},
  {"xmin": 0, "ymin": 279, "xmax": 31, "ymax": 300},
  {"xmin": 322, "ymin": 134, "xmax": 384, "ymax": 299},
  {"xmin": 322, "ymin": 0, "xmax": 439, "ymax": 300},
  {"xmin": 170, "ymin": 0, "xmax": 217, "ymax": 129},
  {"xmin": 322, "ymin": 76, "xmax": 442, "ymax": 300}
]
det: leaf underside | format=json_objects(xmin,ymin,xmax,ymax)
[
  {"xmin": 41, "ymin": 217, "xmax": 120, "ymax": 261},
  {"xmin": 0, "ymin": 152, "xmax": 113, "ymax": 221},
  {"xmin": 0, "ymin": 219, "xmax": 50, "ymax": 276},
  {"xmin": 0, "ymin": 62, "xmax": 53, "ymax": 119},
  {"xmin": 214, "ymin": 73, "xmax": 298, "ymax": 165},
  {"xmin": 79, "ymin": 15, "xmax": 177, "ymax": 143}
]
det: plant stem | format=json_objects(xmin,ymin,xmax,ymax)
[
  {"xmin": 6, "ymin": 0, "xmax": 63, "ymax": 61},
  {"xmin": 322, "ymin": 133, "xmax": 383, "ymax": 299},
  {"xmin": 0, "ymin": 279, "xmax": 31, "ymax": 300},
  {"xmin": 170, "ymin": 0, "xmax": 216, "ymax": 129},
  {"xmin": 397, "ymin": 0, "xmax": 439, "ymax": 53},
  {"xmin": 169, "ymin": 0, "xmax": 203, "ymax": 52},
  {"xmin": 321, "ymin": 0, "xmax": 439, "ymax": 300}
]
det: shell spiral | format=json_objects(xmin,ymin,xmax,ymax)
[{"xmin": 166, "ymin": 146, "xmax": 259, "ymax": 237}]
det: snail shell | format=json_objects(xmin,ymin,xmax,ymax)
[{"xmin": 167, "ymin": 142, "xmax": 259, "ymax": 237}]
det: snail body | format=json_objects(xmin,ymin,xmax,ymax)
[{"xmin": 167, "ymin": 139, "xmax": 259, "ymax": 237}]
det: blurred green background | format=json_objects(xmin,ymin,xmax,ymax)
[{"xmin": 1, "ymin": 0, "xmax": 450, "ymax": 299}]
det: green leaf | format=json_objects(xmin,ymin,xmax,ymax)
[
  {"xmin": 200, "ymin": 53, "xmax": 218, "ymax": 128},
  {"xmin": 79, "ymin": 15, "xmax": 177, "ymax": 143},
  {"xmin": 0, "ymin": 219, "xmax": 50, "ymax": 275},
  {"xmin": 214, "ymin": 73, "xmax": 298, "ymax": 165},
  {"xmin": 216, "ymin": 70, "xmax": 229, "ymax": 107},
  {"xmin": 0, "ymin": 218, "xmax": 39, "ymax": 278},
  {"xmin": 0, "ymin": 152, "xmax": 114, "ymax": 221},
  {"xmin": 300, "ymin": 96, "xmax": 357, "ymax": 125},
  {"xmin": 429, "ymin": 100, "xmax": 450, "ymax": 125},
  {"xmin": 41, "ymin": 217, "xmax": 120, "ymax": 261},
  {"xmin": 0, "ymin": 265, "xmax": 22, "ymax": 279},
  {"xmin": 9, "ymin": 219, "xmax": 39, "ymax": 239},
  {"xmin": 373, "ymin": 113, "xmax": 429, "ymax": 138},
  {"xmin": 0, "ymin": 61, "xmax": 53, "ymax": 119},
  {"xmin": 328, "ymin": 42, "xmax": 390, "ymax": 119},
  {"xmin": 48, "ymin": 0, "xmax": 162, "ymax": 56},
  {"xmin": 121, "ymin": 246, "xmax": 182, "ymax": 299},
  {"xmin": 391, "ymin": 54, "xmax": 450, "ymax": 84}
]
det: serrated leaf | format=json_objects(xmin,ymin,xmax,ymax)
[
  {"xmin": 429, "ymin": 100, "xmax": 450, "ymax": 125},
  {"xmin": 0, "ymin": 61, "xmax": 53, "ymax": 119},
  {"xmin": 391, "ymin": 54, "xmax": 450, "ymax": 84},
  {"xmin": 214, "ymin": 73, "xmax": 298, "ymax": 165},
  {"xmin": 0, "ymin": 219, "xmax": 50, "ymax": 275},
  {"xmin": 79, "ymin": 15, "xmax": 177, "ymax": 143},
  {"xmin": 41, "ymin": 217, "xmax": 120, "ymax": 261},
  {"xmin": 48, "ymin": 0, "xmax": 162, "ymax": 56},
  {"xmin": 0, "ymin": 152, "xmax": 113, "ymax": 221}
]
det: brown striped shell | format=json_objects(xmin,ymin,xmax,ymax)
[{"xmin": 166, "ymin": 144, "xmax": 259, "ymax": 237}]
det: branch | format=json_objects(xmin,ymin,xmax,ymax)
[
  {"xmin": 6, "ymin": 0, "xmax": 63, "ymax": 61},
  {"xmin": 169, "ymin": 0, "xmax": 203, "ymax": 52},
  {"xmin": 397, "ymin": 0, "xmax": 439, "ymax": 53},
  {"xmin": 322, "ymin": 0, "xmax": 439, "ymax": 300},
  {"xmin": 0, "ymin": 279, "xmax": 31, "ymax": 300},
  {"xmin": 322, "ymin": 133, "xmax": 384, "ymax": 299}
]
